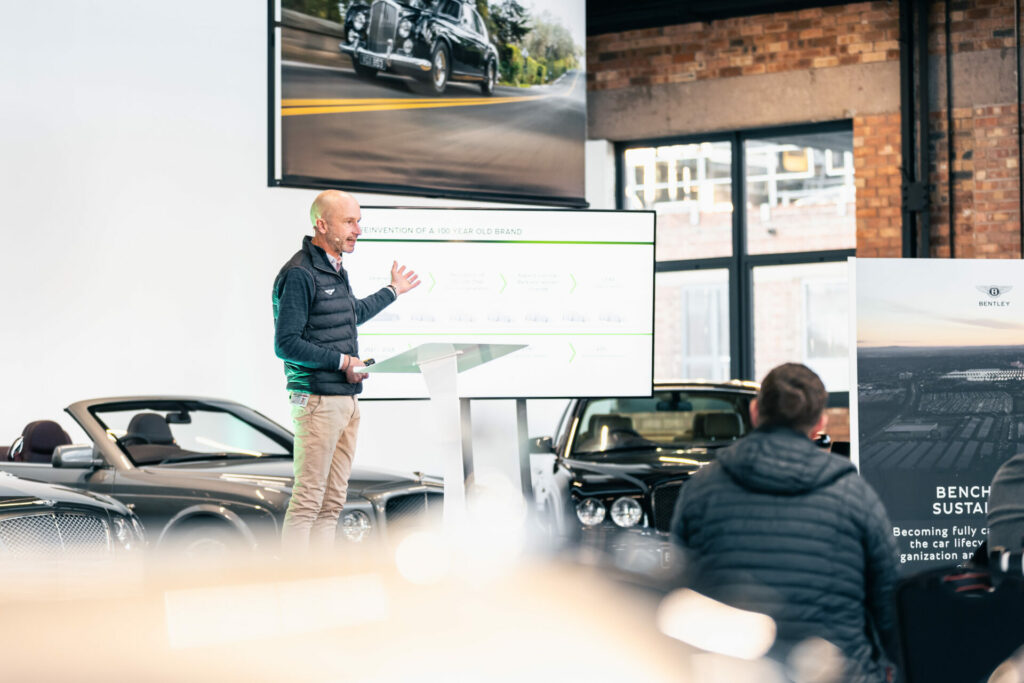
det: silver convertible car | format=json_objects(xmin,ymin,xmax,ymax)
[{"xmin": 1, "ymin": 396, "xmax": 442, "ymax": 555}]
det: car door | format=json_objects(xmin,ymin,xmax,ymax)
[
  {"xmin": 0, "ymin": 459, "xmax": 115, "ymax": 497},
  {"xmin": 465, "ymin": 8, "xmax": 489, "ymax": 74},
  {"xmin": 448, "ymin": 3, "xmax": 477, "ymax": 77}
]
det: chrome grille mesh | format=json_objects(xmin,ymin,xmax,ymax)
[
  {"xmin": 367, "ymin": 1, "xmax": 398, "ymax": 53},
  {"xmin": 652, "ymin": 482, "xmax": 684, "ymax": 532},
  {"xmin": 0, "ymin": 512, "xmax": 111, "ymax": 558},
  {"xmin": 385, "ymin": 492, "xmax": 442, "ymax": 528}
]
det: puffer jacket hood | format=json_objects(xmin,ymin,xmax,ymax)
[{"xmin": 718, "ymin": 424, "xmax": 855, "ymax": 495}]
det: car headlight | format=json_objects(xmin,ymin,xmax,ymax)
[
  {"xmin": 398, "ymin": 18, "xmax": 413, "ymax": 38},
  {"xmin": 610, "ymin": 497, "xmax": 643, "ymax": 528},
  {"xmin": 576, "ymin": 497, "xmax": 606, "ymax": 526},
  {"xmin": 352, "ymin": 11, "xmax": 367, "ymax": 31},
  {"xmin": 131, "ymin": 516, "xmax": 146, "ymax": 540},
  {"xmin": 348, "ymin": 29, "xmax": 360, "ymax": 44},
  {"xmin": 113, "ymin": 516, "xmax": 142, "ymax": 551},
  {"xmin": 342, "ymin": 510, "xmax": 372, "ymax": 542},
  {"xmin": 402, "ymin": 39, "xmax": 414, "ymax": 54}
]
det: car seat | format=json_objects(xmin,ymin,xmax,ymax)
[
  {"xmin": 587, "ymin": 414, "xmax": 635, "ymax": 438},
  {"xmin": 693, "ymin": 412, "xmax": 743, "ymax": 441},
  {"xmin": 122, "ymin": 412, "xmax": 182, "ymax": 465},
  {"xmin": 8, "ymin": 420, "xmax": 71, "ymax": 463}
]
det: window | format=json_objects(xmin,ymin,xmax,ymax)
[
  {"xmin": 439, "ymin": 1, "xmax": 460, "ymax": 20},
  {"xmin": 620, "ymin": 122, "xmax": 855, "ymax": 399},
  {"xmin": 472, "ymin": 10, "xmax": 486, "ymax": 37}
]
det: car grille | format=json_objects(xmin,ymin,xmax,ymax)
[
  {"xmin": 651, "ymin": 481, "xmax": 686, "ymax": 532},
  {"xmin": 367, "ymin": 1, "xmax": 398, "ymax": 53},
  {"xmin": 385, "ymin": 492, "xmax": 442, "ymax": 529},
  {"xmin": 0, "ymin": 511, "xmax": 111, "ymax": 558}
]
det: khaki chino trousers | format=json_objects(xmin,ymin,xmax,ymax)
[{"xmin": 282, "ymin": 394, "xmax": 359, "ymax": 554}]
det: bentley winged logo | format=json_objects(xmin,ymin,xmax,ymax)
[{"xmin": 977, "ymin": 285, "xmax": 1013, "ymax": 298}]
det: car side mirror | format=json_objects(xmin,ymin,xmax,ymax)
[
  {"xmin": 529, "ymin": 436, "xmax": 555, "ymax": 454},
  {"xmin": 53, "ymin": 444, "xmax": 102, "ymax": 469}
]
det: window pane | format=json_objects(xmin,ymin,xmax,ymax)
[
  {"xmin": 745, "ymin": 130, "xmax": 855, "ymax": 254},
  {"xmin": 752, "ymin": 261, "xmax": 849, "ymax": 391},
  {"xmin": 655, "ymin": 269, "xmax": 730, "ymax": 381},
  {"xmin": 623, "ymin": 142, "xmax": 733, "ymax": 260}
]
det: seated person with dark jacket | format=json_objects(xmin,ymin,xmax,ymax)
[{"xmin": 670, "ymin": 363, "xmax": 900, "ymax": 682}]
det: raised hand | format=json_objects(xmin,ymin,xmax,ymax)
[{"xmin": 390, "ymin": 261, "xmax": 421, "ymax": 295}]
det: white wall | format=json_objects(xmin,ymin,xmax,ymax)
[{"xmin": 0, "ymin": 1, "xmax": 574, "ymax": 479}]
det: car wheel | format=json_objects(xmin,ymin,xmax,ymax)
[
  {"xmin": 480, "ymin": 59, "xmax": 496, "ymax": 96},
  {"xmin": 165, "ymin": 521, "xmax": 242, "ymax": 560},
  {"xmin": 429, "ymin": 43, "xmax": 450, "ymax": 94},
  {"xmin": 352, "ymin": 61, "xmax": 378, "ymax": 79}
]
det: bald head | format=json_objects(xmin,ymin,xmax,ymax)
[
  {"xmin": 310, "ymin": 190, "xmax": 362, "ymax": 258},
  {"xmin": 310, "ymin": 189, "xmax": 358, "ymax": 227}
]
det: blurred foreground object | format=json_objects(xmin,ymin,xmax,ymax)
[
  {"xmin": 896, "ymin": 563, "xmax": 1024, "ymax": 683},
  {"xmin": 0, "ymin": 550, "xmax": 693, "ymax": 681}
]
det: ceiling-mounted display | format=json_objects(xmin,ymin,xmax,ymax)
[{"xmin": 270, "ymin": 0, "xmax": 587, "ymax": 206}]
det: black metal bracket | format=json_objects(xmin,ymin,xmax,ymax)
[{"xmin": 903, "ymin": 181, "xmax": 929, "ymax": 213}]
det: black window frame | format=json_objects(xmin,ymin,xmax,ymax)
[{"xmin": 616, "ymin": 120, "xmax": 855, "ymax": 407}]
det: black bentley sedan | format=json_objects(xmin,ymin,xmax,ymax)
[
  {"xmin": 529, "ymin": 381, "xmax": 761, "ymax": 560},
  {"xmin": 340, "ymin": 0, "xmax": 499, "ymax": 95},
  {"xmin": 0, "ymin": 469, "xmax": 144, "ymax": 559},
  {"xmin": 1, "ymin": 396, "xmax": 441, "ymax": 556}
]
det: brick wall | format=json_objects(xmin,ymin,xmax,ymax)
[
  {"xmin": 854, "ymin": 112, "xmax": 903, "ymax": 257},
  {"xmin": 588, "ymin": 2, "xmax": 899, "ymax": 92},
  {"xmin": 588, "ymin": 1, "xmax": 905, "ymax": 257},
  {"xmin": 588, "ymin": 0, "xmax": 1023, "ymax": 260},
  {"xmin": 925, "ymin": 0, "xmax": 1022, "ymax": 259}
]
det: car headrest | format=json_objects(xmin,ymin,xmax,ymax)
[
  {"xmin": 126, "ymin": 412, "xmax": 175, "ymax": 446},
  {"xmin": 12, "ymin": 420, "xmax": 72, "ymax": 463},
  {"xmin": 588, "ymin": 414, "xmax": 634, "ymax": 435},
  {"xmin": 698, "ymin": 413, "xmax": 743, "ymax": 441}
]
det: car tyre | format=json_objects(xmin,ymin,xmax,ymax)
[
  {"xmin": 165, "ymin": 521, "xmax": 242, "ymax": 561},
  {"xmin": 429, "ymin": 42, "xmax": 450, "ymax": 94},
  {"xmin": 480, "ymin": 58, "xmax": 496, "ymax": 96}
]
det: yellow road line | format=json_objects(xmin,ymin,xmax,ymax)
[
  {"xmin": 282, "ymin": 97, "xmax": 493, "ymax": 106},
  {"xmin": 281, "ymin": 70, "xmax": 580, "ymax": 117},
  {"xmin": 282, "ymin": 94, "xmax": 545, "ymax": 116}
]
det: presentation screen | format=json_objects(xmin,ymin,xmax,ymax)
[
  {"xmin": 344, "ymin": 207, "xmax": 655, "ymax": 399},
  {"xmin": 270, "ymin": 0, "xmax": 587, "ymax": 206}
]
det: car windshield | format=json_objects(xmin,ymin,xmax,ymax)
[
  {"xmin": 571, "ymin": 389, "xmax": 754, "ymax": 456},
  {"xmin": 91, "ymin": 403, "xmax": 290, "ymax": 466}
]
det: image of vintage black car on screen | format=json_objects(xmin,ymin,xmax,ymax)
[{"xmin": 276, "ymin": 0, "xmax": 587, "ymax": 205}]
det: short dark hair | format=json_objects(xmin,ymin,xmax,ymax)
[{"xmin": 756, "ymin": 363, "xmax": 827, "ymax": 432}]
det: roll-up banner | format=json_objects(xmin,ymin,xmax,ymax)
[{"xmin": 852, "ymin": 257, "xmax": 1024, "ymax": 573}]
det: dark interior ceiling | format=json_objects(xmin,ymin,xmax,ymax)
[{"xmin": 586, "ymin": 0, "xmax": 856, "ymax": 36}]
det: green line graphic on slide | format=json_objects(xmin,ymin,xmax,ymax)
[
  {"xmin": 358, "ymin": 239, "xmax": 651, "ymax": 245},
  {"xmin": 499, "ymin": 274, "xmax": 507, "ymax": 293},
  {"xmin": 569, "ymin": 343, "xmax": 576, "ymax": 363},
  {"xmin": 428, "ymin": 273, "xmax": 436, "ymax": 292},
  {"xmin": 569, "ymin": 274, "xmax": 577, "ymax": 294}
]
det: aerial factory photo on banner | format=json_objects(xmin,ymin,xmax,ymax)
[
  {"xmin": 275, "ymin": 0, "xmax": 586, "ymax": 205},
  {"xmin": 853, "ymin": 258, "xmax": 1024, "ymax": 573}
]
